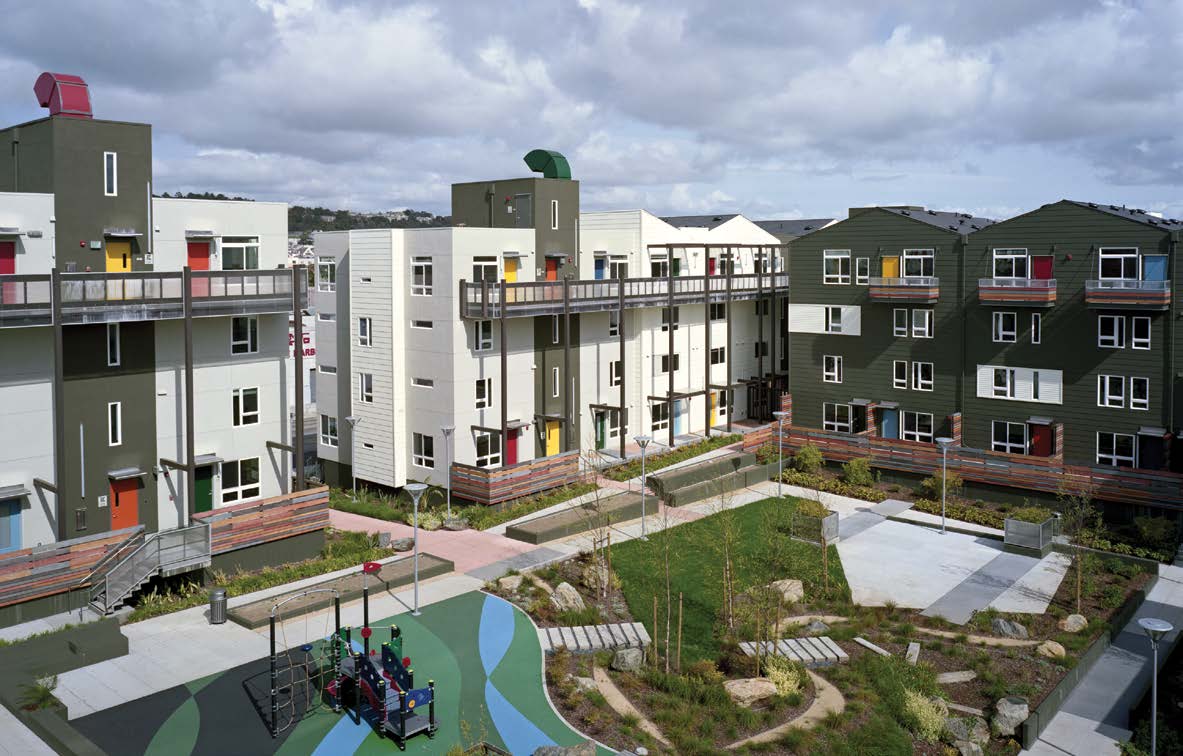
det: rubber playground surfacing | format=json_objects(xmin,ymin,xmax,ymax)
[{"xmin": 74, "ymin": 591, "xmax": 608, "ymax": 755}]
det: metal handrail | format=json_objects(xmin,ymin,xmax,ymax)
[
  {"xmin": 979, "ymin": 278, "xmax": 1056, "ymax": 288},
  {"xmin": 94, "ymin": 522, "xmax": 211, "ymax": 611},
  {"xmin": 1086, "ymin": 278, "xmax": 1170, "ymax": 291},
  {"xmin": 868, "ymin": 276, "xmax": 939, "ymax": 287}
]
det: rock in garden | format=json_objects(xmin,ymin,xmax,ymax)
[
  {"xmin": 550, "ymin": 582, "xmax": 586, "ymax": 612},
  {"xmin": 944, "ymin": 716, "xmax": 989, "ymax": 746},
  {"xmin": 769, "ymin": 579, "xmax": 804, "ymax": 603},
  {"xmin": 804, "ymin": 619, "xmax": 830, "ymax": 634},
  {"xmin": 991, "ymin": 617, "xmax": 1029, "ymax": 639},
  {"xmin": 724, "ymin": 677, "xmax": 779, "ymax": 708},
  {"xmin": 1037, "ymin": 640, "xmax": 1066, "ymax": 659},
  {"xmin": 954, "ymin": 741, "xmax": 984, "ymax": 756},
  {"xmin": 390, "ymin": 538, "xmax": 414, "ymax": 552},
  {"xmin": 581, "ymin": 561, "xmax": 610, "ymax": 592},
  {"xmin": 533, "ymin": 741, "xmax": 596, "ymax": 756},
  {"xmin": 567, "ymin": 674, "xmax": 597, "ymax": 693},
  {"xmin": 497, "ymin": 575, "xmax": 524, "ymax": 593},
  {"xmin": 1058, "ymin": 614, "xmax": 1087, "ymax": 633},
  {"xmin": 442, "ymin": 517, "xmax": 469, "ymax": 531},
  {"xmin": 991, "ymin": 696, "xmax": 1029, "ymax": 737},
  {"xmin": 611, "ymin": 647, "xmax": 644, "ymax": 673}
]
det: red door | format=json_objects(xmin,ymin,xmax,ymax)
[
  {"xmin": 505, "ymin": 430, "xmax": 518, "ymax": 465},
  {"xmin": 1031, "ymin": 255, "xmax": 1053, "ymax": 280},
  {"xmin": 545, "ymin": 258, "xmax": 559, "ymax": 281},
  {"xmin": 0, "ymin": 241, "xmax": 14, "ymax": 274},
  {"xmin": 708, "ymin": 257, "xmax": 717, "ymax": 276},
  {"xmin": 1030, "ymin": 424, "xmax": 1052, "ymax": 457},
  {"xmin": 188, "ymin": 241, "xmax": 211, "ymax": 297},
  {"xmin": 109, "ymin": 479, "xmax": 139, "ymax": 530}
]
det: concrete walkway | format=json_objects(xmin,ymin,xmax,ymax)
[
  {"xmin": 1023, "ymin": 564, "xmax": 1183, "ymax": 756},
  {"xmin": 922, "ymin": 552, "xmax": 1042, "ymax": 624},
  {"xmin": 0, "ymin": 704, "xmax": 56, "ymax": 756},
  {"xmin": 725, "ymin": 671, "xmax": 845, "ymax": 749}
]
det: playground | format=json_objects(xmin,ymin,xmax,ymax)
[{"xmin": 72, "ymin": 590, "xmax": 606, "ymax": 755}]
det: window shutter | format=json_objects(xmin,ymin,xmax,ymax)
[
  {"xmin": 1038, "ymin": 369, "xmax": 1063, "ymax": 404},
  {"xmin": 976, "ymin": 365, "xmax": 993, "ymax": 398},
  {"xmin": 840, "ymin": 306, "xmax": 862, "ymax": 336},
  {"xmin": 1016, "ymin": 369, "xmax": 1035, "ymax": 401},
  {"xmin": 788, "ymin": 304, "xmax": 825, "ymax": 334}
]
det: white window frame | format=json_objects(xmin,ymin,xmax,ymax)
[
  {"xmin": 411, "ymin": 319, "xmax": 433, "ymax": 330},
  {"xmin": 893, "ymin": 360, "xmax": 908, "ymax": 389},
  {"xmin": 475, "ymin": 378, "xmax": 492, "ymax": 409},
  {"xmin": 552, "ymin": 315, "xmax": 560, "ymax": 344},
  {"xmin": 221, "ymin": 237, "xmax": 259, "ymax": 270},
  {"xmin": 475, "ymin": 431, "xmax": 501, "ymax": 468},
  {"xmin": 1031, "ymin": 313, "xmax": 1041, "ymax": 345},
  {"xmin": 231, "ymin": 316, "xmax": 258, "ymax": 355},
  {"xmin": 475, "ymin": 320, "xmax": 493, "ymax": 351},
  {"xmin": 551, "ymin": 366, "xmax": 560, "ymax": 398},
  {"xmin": 823, "ymin": 402, "xmax": 852, "ymax": 433},
  {"xmin": 824, "ymin": 306, "xmax": 843, "ymax": 334},
  {"xmin": 823, "ymin": 250, "xmax": 851, "ymax": 285},
  {"xmin": 1131, "ymin": 316, "xmax": 1150, "ymax": 350},
  {"xmin": 823, "ymin": 355, "xmax": 843, "ymax": 383},
  {"xmin": 1130, "ymin": 377, "xmax": 1149, "ymax": 411},
  {"xmin": 608, "ymin": 360, "xmax": 622, "ymax": 387},
  {"xmin": 232, "ymin": 387, "xmax": 259, "ymax": 426},
  {"xmin": 358, "ymin": 317, "xmax": 372, "ymax": 347},
  {"xmin": 411, "ymin": 256, "xmax": 433, "ymax": 295},
  {"xmin": 316, "ymin": 257, "xmax": 336, "ymax": 292},
  {"xmin": 1098, "ymin": 247, "xmax": 1139, "ymax": 281},
  {"xmin": 912, "ymin": 309, "xmax": 933, "ymax": 338},
  {"xmin": 108, "ymin": 401, "xmax": 122, "ymax": 446},
  {"xmin": 106, "ymin": 323, "xmax": 120, "ymax": 366},
  {"xmin": 651, "ymin": 402, "xmax": 670, "ymax": 432},
  {"xmin": 412, "ymin": 432, "xmax": 434, "ymax": 469},
  {"xmin": 472, "ymin": 256, "xmax": 498, "ymax": 283},
  {"xmin": 411, "ymin": 377, "xmax": 433, "ymax": 388},
  {"xmin": 993, "ymin": 367, "xmax": 1016, "ymax": 398},
  {"xmin": 893, "ymin": 309, "xmax": 908, "ymax": 337},
  {"xmin": 1097, "ymin": 375, "xmax": 1124, "ymax": 408},
  {"xmin": 358, "ymin": 373, "xmax": 374, "ymax": 403},
  {"xmin": 912, "ymin": 361, "xmax": 934, "ymax": 392},
  {"xmin": 1096, "ymin": 432, "xmax": 1136, "ymax": 467},
  {"xmin": 103, "ymin": 151, "xmax": 117, "ymax": 196},
  {"xmin": 901, "ymin": 411, "xmax": 934, "ymax": 443},
  {"xmin": 608, "ymin": 310, "xmax": 620, "ymax": 337},
  {"xmin": 992, "ymin": 248, "xmax": 1029, "ymax": 279},
  {"xmin": 319, "ymin": 365, "xmax": 337, "ymax": 375},
  {"xmin": 855, "ymin": 257, "xmax": 870, "ymax": 285},
  {"xmin": 550, "ymin": 199, "xmax": 559, "ymax": 231},
  {"xmin": 320, "ymin": 415, "xmax": 339, "ymax": 447},
  {"xmin": 991, "ymin": 420, "xmax": 1027, "ymax": 455},
  {"xmin": 902, "ymin": 248, "xmax": 934, "ymax": 278},
  {"xmin": 992, "ymin": 311, "xmax": 1017, "ymax": 343},
  {"xmin": 1098, "ymin": 315, "xmax": 1126, "ymax": 348},
  {"xmin": 221, "ymin": 458, "xmax": 260, "ymax": 503}
]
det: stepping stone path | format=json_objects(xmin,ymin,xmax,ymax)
[
  {"xmin": 937, "ymin": 670, "xmax": 978, "ymax": 684},
  {"xmin": 906, "ymin": 642, "xmax": 920, "ymax": 665},
  {"xmin": 738, "ymin": 636, "xmax": 848, "ymax": 668},
  {"xmin": 853, "ymin": 636, "xmax": 892, "ymax": 657},
  {"xmin": 539, "ymin": 622, "xmax": 651, "ymax": 653}
]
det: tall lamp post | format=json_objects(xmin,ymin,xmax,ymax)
[
  {"xmin": 405, "ymin": 482, "xmax": 428, "ymax": 616},
  {"xmin": 772, "ymin": 411, "xmax": 789, "ymax": 499},
  {"xmin": 935, "ymin": 437, "xmax": 955, "ymax": 536},
  {"xmin": 441, "ymin": 425, "xmax": 454, "ymax": 519},
  {"xmin": 634, "ymin": 435, "xmax": 651, "ymax": 540},
  {"xmin": 345, "ymin": 416, "xmax": 361, "ymax": 502},
  {"xmin": 1138, "ymin": 616, "xmax": 1174, "ymax": 756}
]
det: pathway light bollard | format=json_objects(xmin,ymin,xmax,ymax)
[
  {"xmin": 441, "ymin": 425, "xmax": 455, "ymax": 520},
  {"xmin": 405, "ymin": 482, "xmax": 428, "ymax": 616},
  {"xmin": 936, "ymin": 437, "xmax": 955, "ymax": 536},
  {"xmin": 1138, "ymin": 617, "xmax": 1173, "ymax": 756},
  {"xmin": 634, "ymin": 435, "xmax": 651, "ymax": 540}
]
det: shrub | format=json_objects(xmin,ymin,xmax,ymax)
[
  {"xmin": 408, "ymin": 509, "xmax": 443, "ymax": 530},
  {"xmin": 18, "ymin": 675, "xmax": 58, "ymax": 711},
  {"xmin": 765, "ymin": 655, "xmax": 806, "ymax": 697},
  {"xmin": 913, "ymin": 498, "xmax": 1003, "ymax": 529},
  {"xmin": 793, "ymin": 444, "xmax": 824, "ymax": 474},
  {"xmin": 918, "ymin": 471, "xmax": 963, "ymax": 500},
  {"xmin": 901, "ymin": 688, "xmax": 947, "ymax": 743},
  {"xmin": 684, "ymin": 659, "xmax": 725, "ymax": 687},
  {"xmin": 795, "ymin": 497, "xmax": 831, "ymax": 518},
  {"xmin": 1008, "ymin": 506, "xmax": 1053, "ymax": 524},
  {"xmin": 1134, "ymin": 516, "xmax": 1177, "ymax": 552},
  {"xmin": 779, "ymin": 470, "xmax": 885, "ymax": 503},
  {"xmin": 841, "ymin": 457, "xmax": 875, "ymax": 487}
]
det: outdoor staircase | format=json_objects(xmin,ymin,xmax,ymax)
[{"xmin": 88, "ymin": 522, "xmax": 212, "ymax": 615}]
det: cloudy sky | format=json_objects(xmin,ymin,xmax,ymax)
[{"xmin": 2, "ymin": 0, "xmax": 1181, "ymax": 221}]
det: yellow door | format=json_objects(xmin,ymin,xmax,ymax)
[
  {"xmin": 105, "ymin": 241, "xmax": 131, "ymax": 272},
  {"xmin": 504, "ymin": 258, "xmax": 518, "ymax": 283},
  {"xmin": 709, "ymin": 392, "xmax": 718, "ymax": 427},
  {"xmin": 545, "ymin": 420, "xmax": 560, "ymax": 456},
  {"xmin": 881, "ymin": 256, "xmax": 900, "ymax": 278}
]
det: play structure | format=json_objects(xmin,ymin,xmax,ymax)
[{"xmin": 267, "ymin": 561, "xmax": 439, "ymax": 750}]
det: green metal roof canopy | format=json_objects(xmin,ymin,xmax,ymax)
[{"xmin": 523, "ymin": 149, "xmax": 571, "ymax": 180}]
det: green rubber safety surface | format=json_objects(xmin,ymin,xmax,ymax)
[{"xmin": 73, "ymin": 591, "xmax": 605, "ymax": 755}]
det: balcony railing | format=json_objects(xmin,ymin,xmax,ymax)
[
  {"xmin": 978, "ymin": 278, "xmax": 1057, "ymax": 307},
  {"xmin": 1084, "ymin": 279, "xmax": 1171, "ymax": 310},
  {"xmin": 867, "ymin": 276, "xmax": 939, "ymax": 303},
  {"xmin": 460, "ymin": 273, "xmax": 789, "ymax": 318},
  {"xmin": 0, "ymin": 270, "xmax": 306, "ymax": 328}
]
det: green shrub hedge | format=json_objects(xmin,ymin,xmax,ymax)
[{"xmin": 778, "ymin": 469, "xmax": 886, "ymax": 503}]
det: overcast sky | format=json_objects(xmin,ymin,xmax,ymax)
[{"xmin": 2, "ymin": 0, "xmax": 1180, "ymax": 221}]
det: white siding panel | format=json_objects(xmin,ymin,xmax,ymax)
[
  {"xmin": 976, "ymin": 365, "xmax": 993, "ymax": 399},
  {"xmin": 788, "ymin": 304, "xmax": 826, "ymax": 334},
  {"xmin": 976, "ymin": 364, "xmax": 1061, "ymax": 405},
  {"xmin": 839, "ymin": 306, "xmax": 862, "ymax": 336}
]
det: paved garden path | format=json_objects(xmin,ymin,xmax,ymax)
[
  {"xmin": 591, "ymin": 665, "xmax": 669, "ymax": 747},
  {"xmin": 725, "ymin": 671, "xmax": 845, "ymax": 749},
  {"xmin": 922, "ymin": 551, "xmax": 1042, "ymax": 624}
]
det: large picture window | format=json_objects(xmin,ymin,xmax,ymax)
[
  {"xmin": 823, "ymin": 250, "xmax": 851, "ymax": 284},
  {"xmin": 823, "ymin": 402, "xmax": 852, "ymax": 432},
  {"xmin": 221, "ymin": 237, "xmax": 259, "ymax": 270},
  {"xmin": 991, "ymin": 421, "xmax": 1027, "ymax": 454},
  {"xmin": 901, "ymin": 411, "xmax": 934, "ymax": 443},
  {"xmin": 475, "ymin": 431, "xmax": 501, "ymax": 468},
  {"xmin": 222, "ymin": 458, "xmax": 260, "ymax": 503},
  {"xmin": 902, "ymin": 249, "xmax": 934, "ymax": 278},
  {"xmin": 1096, "ymin": 432, "xmax": 1135, "ymax": 467},
  {"xmin": 992, "ymin": 249, "xmax": 1028, "ymax": 278},
  {"xmin": 1098, "ymin": 248, "xmax": 1139, "ymax": 280}
]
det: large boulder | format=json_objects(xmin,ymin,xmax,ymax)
[
  {"xmin": 1037, "ymin": 640, "xmax": 1066, "ymax": 659},
  {"xmin": 991, "ymin": 617, "xmax": 1029, "ymax": 640},
  {"xmin": 497, "ymin": 575, "xmax": 524, "ymax": 593},
  {"xmin": 390, "ymin": 537, "xmax": 414, "ymax": 552},
  {"xmin": 991, "ymin": 696, "xmax": 1030, "ymax": 737},
  {"xmin": 442, "ymin": 517, "xmax": 469, "ymax": 531},
  {"xmin": 534, "ymin": 742, "xmax": 596, "ymax": 756},
  {"xmin": 954, "ymin": 741, "xmax": 984, "ymax": 756},
  {"xmin": 769, "ymin": 579, "xmax": 804, "ymax": 604},
  {"xmin": 550, "ymin": 582, "xmax": 586, "ymax": 612},
  {"xmin": 611, "ymin": 647, "xmax": 644, "ymax": 673},
  {"xmin": 1058, "ymin": 614, "xmax": 1087, "ymax": 633},
  {"xmin": 581, "ymin": 561, "xmax": 610, "ymax": 593},
  {"xmin": 567, "ymin": 674, "xmax": 597, "ymax": 693},
  {"xmin": 944, "ymin": 716, "xmax": 989, "ymax": 746},
  {"xmin": 724, "ymin": 677, "xmax": 779, "ymax": 708}
]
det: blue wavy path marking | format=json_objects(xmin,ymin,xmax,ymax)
[{"xmin": 479, "ymin": 594, "xmax": 556, "ymax": 754}]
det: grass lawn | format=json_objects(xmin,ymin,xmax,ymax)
[
  {"xmin": 610, "ymin": 496, "xmax": 849, "ymax": 664},
  {"xmin": 602, "ymin": 434, "xmax": 742, "ymax": 481}
]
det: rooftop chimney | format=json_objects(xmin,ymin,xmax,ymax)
[{"xmin": 34, "ymin": 72, "xmax": 92, "ymax": 119}]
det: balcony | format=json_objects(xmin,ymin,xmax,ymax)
[
  {"xmin": 867, "ymin": 276, "xmax": 939, "ymax": 303},
  {"xmin": 978, "ymin": 278, "xmax": 1057, "ymax": 307},
  {"xmin": 460, "ymin": 273, "xmax": 788, "ymax": 319},
  {"xmin": 1084, "ymin": 279, "xmax": 1171, "ymax": 311},
  {"xmin": 0, "ymin": 270, "xmax": 306, "ymax": 328}
]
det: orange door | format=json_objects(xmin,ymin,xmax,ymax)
[
  {"xmin": 188, "ymin": 241, "xmax": 210, "ymax": 297},
  {"xmin": 109, "ymin": 479, "xmax": 139, "ymax": 530},
  {"xmin": 545, "ymin": 258, "xmax": 559, "ymax": 281}
]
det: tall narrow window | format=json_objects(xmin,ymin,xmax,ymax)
[
  {"xmin": 358, "ymin": 317, "xmax": 372, "ymax": 347},
  {"xmin": 912, "ymin": 309, "xmax": 933, "ymax": 338},
  {"xmin": 317, "ymin": 257, "xmax": 336, "ymax": 291},
  {"xmin": 108, "ymin": 402, "xmax": 122, "ymax": 446},
  {"xmin": 1130, "ymin": 377, "xmax": 1149, "ymax": 410},
  {"xmin": 912, "ymin": 361, "xmax": 934, "ymax": 392},
  {"xmin": 411, "ymin": 256, "xmax": 433, "ymax": 295},
  {"xmin": 855, "ymin": 257, "xmax": 870, "ymax": 285},
  {"xmin": 106, "ymin": 323, "xmax": 120, "ymax": 366},
  {"xmin": 320, "ymin": 415, "xmax": 339, "ymax": 447},
  {"xmin": 661, "ymin": 307, "xmax": 679, "ymax": 331},
  {"xmin": 475, "ymin": 378, "xmax": 492, "ymax": 409},
  {"xmin": 412, "ymin": 433, "xmax": 434, "ymax": 468},
  {"xmin": 893, "ymin": 360, "xmax": 908, "ymax": 389},
  {"xmin": 551, "ymin": 366, "xmax": 560, "ymax": 398},
  {"xmin": 358, "ymin": 373, "xmax": 374, "ymax": 403},
  {"xmin": 232, "ymin": 387, "xmax": 260, "ymax": 426},
  {"xmin": 0, "ymin": 499, "xmax": 18, "ymax": 553},
  {"xmin": 1031, "ymin": 313, "xmax": 1041, "ymax": 344},
  {"xmin": 231, "ymin": 316, "xmax": 258, "ymax": 354},
  {"xmin": 1131, "ymin": 316, "xmax": 1150, "ymax": 349},
  {"xmin": 823, "ymin": 355, "xmax": 843, "ymax": 383},
  {"xmin": 1097, "ymin": 375, "xmax": 1124, "ymax": 408},
  {"xmin": 651, "ymin": 402, "xmax": 670, "ymax": 432},
  {"xmin": 608, "ymin": 310, "xmax": 620, "ymax": 337},
  {"xmin": 552, "ymin": 315, "xmax": 560, "ymax": 344},
  {"xmin": 992, "ymin": 312, "xmax": 1017, "ymax": 342},
  {"xmin": 103, "ymin": 152, "xmax": 117, "ymax": 196},
  {"xmin": 824, "ymin": 306, "xmax": 843, "ymax": 334},
  {"xmin": 550, "ymin": 200, "xmax": 559, "ymax": 230},
  {"xmin": 893, "ymin": 309, "xmax": 908, "ymax": 337},
  {"xmin": 608, "ymin": 360, "xmax": 623, "ymax": 386},
  {"xmin": 475, "ymin": 320, "xmax": 493, "ymax": 351}
]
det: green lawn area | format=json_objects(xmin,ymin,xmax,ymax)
[{"xmin": 610, "ymin": 496, "xmax": 849, "ymax": 664}]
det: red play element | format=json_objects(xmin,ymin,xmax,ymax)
[
  {"xmin": 362, "ymin": 561, "xmax": 382, "ymax": 575},
  {"xmin": 403, "ymin": 656, "xmax": 411, "ymax": 668},
  {"xmin": 370, "ymin": 649, "xmax": 377, "ymax": 656},
  {"xmin": 360, "ymin": 626, "xmax": 372, "ymax": 639},
  {"xmin": 34, "ymin": 73, "xmax": 92, "ymax": 119}
]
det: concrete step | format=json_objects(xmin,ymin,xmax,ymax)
[
  {"xmin": 538, "ymin": 621, "xmax": 651, "ymax": 653},
  {"xmin": 738, "ymin": 636, "xmax": 848, "ymax": 667}
]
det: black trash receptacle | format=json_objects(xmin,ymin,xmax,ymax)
[{"xmin": 210, "ymin": 588, "xmax": 227, "ymax": 625}]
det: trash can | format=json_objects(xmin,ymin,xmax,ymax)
[{"xmin": 209, "ymin": 588, "xmax": 227, "ymax": 625}]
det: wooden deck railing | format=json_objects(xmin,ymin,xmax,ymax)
[{"xmin": 450, "ymin": 451, "xmax": 584, "ymax": 506}]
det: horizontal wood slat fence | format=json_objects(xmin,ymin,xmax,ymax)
[
  {"xmin": 451, "ymin": 451, "xmax": 584, "ymax": 506},
  {"xmin": 193, "ymin": 486, "xmax": 330, "ymax": 554}
]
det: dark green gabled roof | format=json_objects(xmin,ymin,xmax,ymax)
[{"xmin": 523, "ymin": 149, "xmax": 572, "ymax": 180}]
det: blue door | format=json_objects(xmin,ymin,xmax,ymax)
[
  {"xmin": 594, "ymin": 258, "xmax": 606, "ymax": 280},
  {"xmin": 0, "ymin": 498, "xmax": 20, "ymax": 553},
  {"xmin": 1143, "ymin": 255, "xmax": 1167, "ymax": 281},
  {"xmin": 674, "ymin": 400, "xmax": 686, "ymax": 435},
  {"xmin": 879, "ymin": 409, "xmax": 899, "ymax": 439}
]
